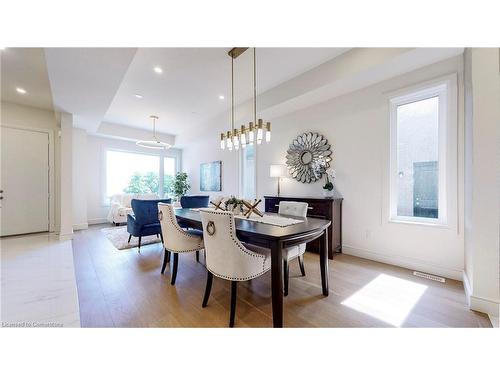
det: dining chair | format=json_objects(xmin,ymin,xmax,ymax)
[
  {"xmin": 199, "ymin": 209, "xmax": 271, "ymax": 327},
  {"xmin": 278, "ymin": 201, "xmax": 309, "ymax": 296},
  {"xmin": 158, "ymin": 203, "xmax": 204, "ymax": 285},
  {"xmin": 179, "ymin": 195, "xmax": 210, "ymax": 262}
]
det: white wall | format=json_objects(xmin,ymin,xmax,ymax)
[
  {"xmin": 59, "ymin": 113, "xmax": 73, "ymax": 239},
  {"xmin": 463, "ymin": 48, "xmax": 500, "ymax": 318},
  {"xmin": 72, "ymin": 128, "xmax": 88, "ymax": 230},
  {"xmin": 183, "ymin": 56, "xmax": 465, "ymax": 280},
  {"xmin": 85, "ymin": 134, "xmax": 182, "ymax": 223}
]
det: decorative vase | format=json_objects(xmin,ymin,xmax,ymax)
[
  {"xmin": 229, "ymin": 204, "xmax": 241, "ymax": 215},
  {"xmin": 323, "ymin": 189, "xmax": 334, "ymax": 198}
]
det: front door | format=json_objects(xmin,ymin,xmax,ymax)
[{"xmin": 1, "ymin": 126, "xmax": 50, "ymax": 236}]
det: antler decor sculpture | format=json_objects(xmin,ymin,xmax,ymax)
[
  {"xmin": 209, "ymin": 199, "xmax": 225, "ymax": 211},
  {"xmin": 242, "ymin": 199, "xmax": 263, "ymax": 218}
]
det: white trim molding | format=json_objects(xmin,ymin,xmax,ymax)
[
  {"xmin": 343, "ymin": 244, "xmax": 462, "ymax": 280},
  {"xmin": 388, "ymin": 74, "xmax": 458, "ymax": 227},
  {"xmin": 73, "ymin": 223, "xmax": 89, "ymax": 231}
]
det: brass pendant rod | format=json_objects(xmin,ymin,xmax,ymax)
[
  {"xmin": 253, "ymin": 47, "xmax": 257, "ymax": 124},
  {"xmin": 231, "ymin": 52, "xmax": 235, "ymax": 132}
]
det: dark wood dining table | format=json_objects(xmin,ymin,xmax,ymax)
[{"xmin": 174, "ymin": 208, "xmax": 332, "ymax": 328}]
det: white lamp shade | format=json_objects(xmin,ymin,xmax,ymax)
[{"xmin": 269, "ymin": 164, "xmax": 287, "ymax": 178}]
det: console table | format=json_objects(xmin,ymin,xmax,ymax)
[{"xmin": 264, "ymin": 195, "xmax": 343, "ymax": 259}]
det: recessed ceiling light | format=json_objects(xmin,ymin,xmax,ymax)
[
  {"xmin": 16, "ymin": 87, "xmax": 27, "ymax": 94},
  {"xmin": 134, "ymin": 94, "xmax": 143, "ymax": 99},
  {"xmin": 154, "ymin": 66, "xmax": 163, "ymax": 74},
  {"xmin": 219, "ymin": 95, "xmax": 225, "ymax": 100}
]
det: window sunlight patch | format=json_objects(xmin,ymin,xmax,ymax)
[{"xmin": 341, "ymin": 274, "xmax": 427, "ymax": 327}]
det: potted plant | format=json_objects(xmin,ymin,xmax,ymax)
[
  {"xmin": 224, "ymin": 196, "xmax": 244, "ymax": 215},
  {"xmin": 322, "ymin": 168, "xmax": 336, "ymax": 197},
  {"xmin": 172, "ymin": 172, "xmax": 190, "ymax": 201}
]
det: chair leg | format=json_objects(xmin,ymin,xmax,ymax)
[
  {"xmin": 161, "ymin": 248, "xmax": 169, "ymax": 274},
  {"xmin": 202, "ymin": 271, "xmax": 213, "ymax": 307},
  {"xmin": 196, "ymin": 250, "xmax": 200, "ymax": 262},
  {"xmin": 170, "ymin": 253, "xmax": 179, "ymax": 285},
  {"xmin": 298, "ymin": 254, "xmax": 306, "ymax": 276},
  {"xmin": 159, "ymin": 232, "xmax": 164, "ymax": 245},
  {"xmin": 156, "ymin": 234, "xmax": 159, "ymax": 238},
  {"xmin": 128, "ymin": 234, "xmax": 132, "ymax": 243},
  {"xmin": 229, "ymin": 281, "xmax": 238, "ymax": 328},
  {"xmin": 284, "ymin": 259, "xmax": 289, "ymax": 297},
  {"xmin": 138, "ymin": 236, "xmax": 142, "ymax": 253}
]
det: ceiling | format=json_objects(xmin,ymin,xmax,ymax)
[
  {"xmin": 1, "ymin": 47, "xmax": 348, "ymax": 135},
  {"xmin": 103, "ymin": 48, "xmax": 349, "ymax": 134},
  {"xmin": 1, "ymin": 48, "xmax": 54, "ymax": 110},
  {"xmin": 1, "ymin": 47, "xmax": 464, "ymax": 145}
]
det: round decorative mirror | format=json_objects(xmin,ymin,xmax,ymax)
[{"xmin": 285, "ymin": 132, "xmax": 332, "ymax": 183}]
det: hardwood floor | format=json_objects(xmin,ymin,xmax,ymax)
[{"xmin": 72, "ymin": 225, "xmax": 492, "ymax": 328}]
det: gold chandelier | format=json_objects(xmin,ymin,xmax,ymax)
[{"xmin": 220, "ymin": 47, "xmax": 271, "ymax": 151}]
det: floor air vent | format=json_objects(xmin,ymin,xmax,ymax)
[{"xmin": 413, "ymin": 271, "xmax": 445, "ymax": 283}]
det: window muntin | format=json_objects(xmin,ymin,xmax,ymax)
[
  {"xmin": 163, "ymin": 156, "xmax": 177, "ymax": 198},
  {"xmin": 390, "ymin": 83, "xmax": 448, "ymax": 224}
]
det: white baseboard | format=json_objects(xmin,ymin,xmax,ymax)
[
  {"xmin": 73, "ymin": 223, "xmax": 88, "ymax": 231},
  {"xmin": 88, "ymin": 218, "xmax": 108, "ymax": 225},
  {"xmin": 342, "ymin": 245, "xmax": 462, "ymax": 280},
  {"xmin": 462, "ymin": 270, "xmax": 472, "ymax": 307},
  {"xmin": 58, "ymin": 233, "xmax": 73, "ymax": 241},
  {"xmin": 488, "ymin": 315, "xmax": 499, "ymax": 328},
  {"xmin": 463, "ymin": 271, "xmax": 499, "ymax": 321},
  {"xmin": 470, "ymin": 295, "xmax": 500, "ymax": 317}
]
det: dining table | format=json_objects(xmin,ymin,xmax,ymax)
[{"xmin": 174, "ymin": 208, "xmax": 332, "ymax": 328}]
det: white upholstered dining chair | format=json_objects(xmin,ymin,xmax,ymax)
[
  {"xmin": 158, "ymin": 203, "xmax": 204, "ymax": 285},
  {"xmin": 278, "ymin": 201, "xmax": 309, "ymax": 296},
  {"xmin": 199, "ymin": 209, "xmax": 271, "ymax": 327}
]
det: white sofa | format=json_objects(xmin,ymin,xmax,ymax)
[{"xmin": 107, "ymin": 193, "xmax": 159, "ymax": 225}]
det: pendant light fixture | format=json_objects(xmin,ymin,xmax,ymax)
[
  {"xmin": 136, "ymin": 115, "xmax": 171, "ymax": 149},
  {"xmin": 220, "ymin": 47, "xmax": 271, "ymax": 151}
]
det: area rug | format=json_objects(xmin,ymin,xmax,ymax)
[{"xmin": 101, "ymin": 226, "xmax": 161, "ymax": 250}]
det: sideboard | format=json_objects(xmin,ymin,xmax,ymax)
[{"xmin": 264, "ymin": 195, "xmax": 343, "ymax": 259}]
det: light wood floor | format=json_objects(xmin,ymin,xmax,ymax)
[{"xmin": 72, "ymin": 225, "xmax": 491, "ymax": 328}]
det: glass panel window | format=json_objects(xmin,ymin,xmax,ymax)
[
  {"xmin": 241, "ymin": 144, "xmax": 256, "ymax": 199},
  {"xmin": 389, "ymin": 81, "xmax": 450, "ymax": 224},
  {"xmin": 105, "ymin": 150, "xmax": 160, "ymax": 198},
  {"xmin": 396, "ymin": 97, "xmax": 439, "ymax": 219},
  {"xmin": 163, "ymin": 157, "xmax": 177, "ymax": 198}
]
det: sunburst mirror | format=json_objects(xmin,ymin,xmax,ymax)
[{"xmin": 285, "ymin": 132, "xmax": 332, "ymax": 183}]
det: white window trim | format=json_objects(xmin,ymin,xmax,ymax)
[
  {"xmin": 101, "ymin": 147, "xmax": 178, "ymax": 205},
  {"xmin": 388, "ymin": 74, "xmax": 457, "ymax": 227}
]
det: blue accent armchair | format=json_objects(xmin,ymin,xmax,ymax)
[
  {"xmin": 127, "ymin": 198, "xmax": 171, "ymax": 252},
  {"xmin": 180, "ymin": 195, "xmax": 210, "ymax": 209},
  {"xmin": 178, "ymin": 195, "xmax": 210, "ymax": 230}
]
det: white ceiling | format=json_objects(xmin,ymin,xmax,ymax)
[
  {"xmin": 1, "ymin": 48, "xmax": 54, "ymax": 110},
  {"xmin": 103, "ymin": 48, "xmax": 349, "ymax": 135},
  {"xmin": 1, "ymin": 47, "xmax": 464, "ymax": 146}
]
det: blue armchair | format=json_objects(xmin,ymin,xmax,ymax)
[
  {"xmin": 179, "ymin": 195, "xmax": 209, "ymax": 262},
  {"xmin": 127, "ymin": 198, "xmax": 171, "ymax": 252},
  {"xmin": 180, "ymin": 195, "xmax": 210, "ymax": 209}
]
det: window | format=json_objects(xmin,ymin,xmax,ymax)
[
  {"xmin": 163, "ymin": 156, "xmax": 176, "ymax": 198},
  {"xmin": 240, "ymin": 144, "xmax": 256, "ymax": 199},
  {"xmin": 389, "ymin": 80, "xmax": 452, "ymax": 225},
  {"xmin": 104, "ymin": 150, "xmax": 177, "ymax": 202}
]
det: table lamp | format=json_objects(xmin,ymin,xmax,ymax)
[{"xmin": 269, "ymin": 164, "xmax": 287, "ymax": 196}]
